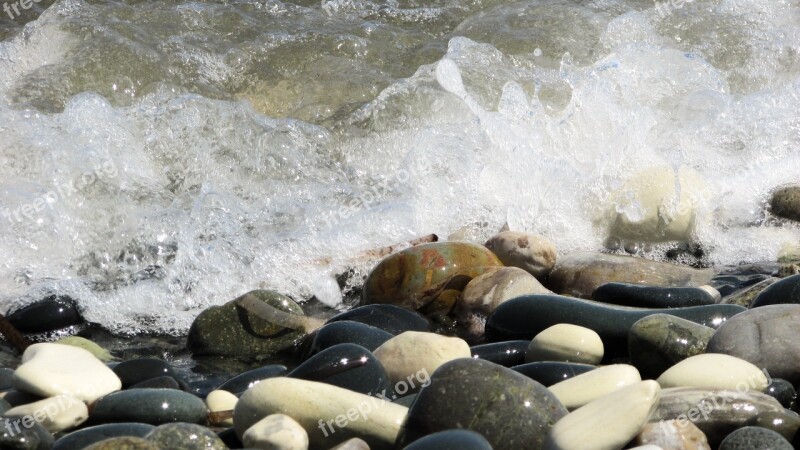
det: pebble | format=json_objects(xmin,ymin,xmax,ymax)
[
  {"xmin": 770, "ymin": 184, "xmax": 800, "ymax": 222},
  {"xmin": 592, "ymin": 283, "xmax": 717, "ymax": 308},
  {"xmin": 241, "ymin": 413, "xmax": 309, "ymax": 450},
  {"xmin": 401, "ymin": 429, "xmax": 493, "ymax": 450},
  {"xmin": 396, "ymin": 358, "xmax": 567, "ymax": 450},
  {"xmin": 0, "ymin": 397, "xmax": 11, "ymax": 415},
  {"xmin": 206, "ymin": 390, "xmax": 237, "ymax": 426},
  {"xmin": 54, "ymin": 337, "xmax": 115, "ymax": 362},
  {"xmin": 511, "ymin": 361, "xmax": 597, "ymax": 386},
  {"xmin": 546, "ymin": 252, "xmax": 713, "ymax": 298},
  {"xmin": 0, "ymin": 367, "xmax": 14, "ymax": 390},
  {"xmin": 373, "ymin": 331, "xmax": 470, "ymax": 389},
  {"xmin": 718, "ymin": 426, "xmax": 793, "ymax": 450},
  {"xmin": 144, "ymin": 422, "xmax": 228, "ymax": 450},
  {"xmin": 12, "ymin": 343, "xmax": 121, "ymax": 403},
  {"xmin": 657, "ymin": 354, "xmax": 768, "ymax": 391},
  {"xmin": 636, "ymin": 420, "xmax": 711, "ymax": 450},
  {"xmin": 745, "ymin": 410, "xmax": 800, "ymax": 441},
  {"xmin": 83, "ymin": 436, "xmax": 160, "ymax": 450},
  {"xmin": 5, "ymin": 394, "xmax": 88, "ymax": 433},
  {"xmin": 6, "ymin": 294, "xmax": 83, "ymax": 334},
  {"xmin": 51, "ymin": 423, "xmax": 156, "ymax": 450},
  {"xmin": 234, "ymin": 377, "xmax": 408, "ymax": 449},
  {"xmin": 543, "ymin": 380, "xmax": 661, "ymax": 450},
  {"xmin": 89, "ymin": 388, "xmax": 207, "ymax": 425},
  {"xmin": 483, "ymin": 231, "xmax": 557, "ymax": 279},
  {"xmin": 306, "ymin": 321, "xmax": 393, "ymax": 356},
  {"xmin": 361, "ymin": 241, "xmax": 502, "ymax": 314},
  {"xmin": 750, "ymin": 273, "xmax": 800, "ymax": 307},
  {"xmin": 326, "ymin": 304, "xmax": 430, "ymax": 335},
  {"xmin": 485, "ymin": 294, "xmax": 743, "ymax": 356},
  {"xmin": 650, "ymin": 387, "xmax": 787, "ymax": 446},
  {"xmin": 0, "ymin": 417, "xmax": 54, "ymax": 450},
  {"xmin": 525, "ymin": 324, "xmax": 603, "ymax": 364},
  {"xmin": 216, "ymin": 364, "xmax": 288, "ymax": 394},
  {"xmin": 720, "ymin": 277, "xmax": 779, "ymax": 308},
  {"xmin": 288, "ymin": 343, "xmax": 389, "ymax": 396},
  {"xmin": 470, "ymin": 340, "xmax": 529, "ymax": 367},
  {"xmin": 706, "ymin": 304, "xmax": 800, "ymax": 385},
  {"xmin": 130, "ymin": 376, "xmax": 181, "ymax": 390},
  {"xmin": 112, "ymin": 358, "xmax": 184, "ymax": 390},
  {"xmin": 628, "ymin": 314, "xmax": 715, "ymax": 378},
  {"xmin": 764, "ymin": 378, "xmax": 796, "ymax": 409},
  {"xmin": 187, "ymin": 289, "xmax": 307, "ymax": 359},
  {"xmin": 547, "ymin": 364, "xmax": 641, "ymax": 410}
]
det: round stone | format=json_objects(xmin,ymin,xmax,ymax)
[
  {"xmin": 5, "ymin": 395, "xmax": 88, "ymax": 432},
  {"xmin": 306, "ymin": 321, "xmax": 393, "ymax": 356},
  {"xmin": 396, "ymin": 358, "xmax": 567, "ymax": 450},
  {"xmin": 525, "ymin": 324, "xmax": 603, "ymax": 364},
  {"xmin": 765, "ymin": 378, "xmax": 796, "ymax": 409},
  {"xmin": 718, "ymin": 426, "xmax": 793, "ymax": 450},
  {"xmin": 483, "ymin": 232, "xmax": 557, "ymax": 279},
  {"xmin": 0, "ymin": 417, "xmax": 54, "ymax": 450},
  {"xmin": 144, "ymin": 422, "xmax": 227, "ymax": 450},
  {"xmin": 592, "ymin": 283, "xmax": 717, "ymax": 308}
]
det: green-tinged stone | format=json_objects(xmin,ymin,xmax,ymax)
[
  {"xmin": 55, "ymin": 336, "xmax": 116, "ymax": 362},
  {"xmin": 145, "ymin": 423, "xmax": 227, "ymax": 450},
  {"xmin": 629, "ymin": 314, "xmax": 715, "ymax": 378},
  {"xmin": 187, "ymin": 290, "xmax": 306, "ymax": 360},
  {"xmin": 83, "ymin": 436, "xmax": 161, "ymax": 450},
  {"xmin": 721, "ymin": 277, "xmax": 779, "ymax": 307},
  {"xmin": 397, "ymin": 358, "xmax": 567, "ymax": 450},
  {"xmin": 90, "ymin": 389, "xmax": 208, "ymax": 426},
  {"xmin": 362, "ymin": 242, "xmax": 503, "ymax": 315}
]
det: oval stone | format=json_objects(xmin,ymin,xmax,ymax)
[
  {"xmin": 592, "ymin": 283, "xmax": 717, "ymax": 308},
  {"xmin": 396, "ymin": 358, "xmax": 567, "ymax": 450},
  {"xmin": 52, "ymin": 423, "xmax": 156, "ymax": 450},
  {"xmin": 289, "ymin": 343, "xmax": 389, "ymax": 396},
  {"xmin": 5, "ymin": 395, "xmax": 88, "ymax": 432},
  {"xmin": 7, "ymin": 294, "xmax": 83, "ymax": 334},
  {"xmin": 525, "ymin": 324, "xmax": 603, "ymax": 365},
  {"xmin": 326, "ymin": 304, "xmax": 430, "ymax": 335},
  {"xmin": 373, "ymin": 331, "xmax": 470, "ymax": 389},
  {"xmin": 511, "ymin": 362, "xmax": 597, "ymax": 387},
  {"xmin": 470, "ymin": 340, "xmax": 529, "ymax": 367},
  {"xmin": 656, "ymin": 354, "xmax": 769, "ymax": 391},
  {"xmin": 89, "ymin": 388, "xmax": 207, "ymax": 425},
  {"xmin": 628, "ymin": 314, "xmax": 715, "ymax": 379},
  {"xmin": 764, "ymin": 378, "xmax": 797, "ymax": 409},
  {"xmin": 706, "ymin": 304, "xmax": 800, "ymax": 385},
  {"xmin": 750, "ymin": 274, "xmax": 800, "ymax": 307},
  {"xmin": 547, "ymin": 364, "xmax": 641, "ymax": 410},
  {"xmin": 362, "ymin": 242, "xmax": 503, "ymax": 314},
  {"xmin": 719, "ymin": 426, "xmax": 793, "ymax": 450}
]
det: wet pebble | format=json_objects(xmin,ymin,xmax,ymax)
[
  {"xmin": 144, "ymin": 422, "xmax": 228, "ymax": 450},
  {"xmin": 770, "ymin": 185, "xmax": 800, "ymax": 222},
  {"xmin": 5, "ymin": 394, "xmax": 88, "ymax": 432},
  {"xmin": 656, "ymin": 354, "xmax": 769, "ymax": 391},
  {"xmin": 483, "ymin": 231, "xmax": 557, "ymax": 279},
  {"xmin": 628, "ymin": 314, "xmax": 715, "ymax": 379},
  {"xmin": 636, "ymin": 420, "xmax": 711, "ymax": 450},
  {"xmin": 592, "ymin": 283, "xmax": 717, "ymax": 308},
  {"xmin": 764, "ymin": 379, "xmax": 796, "ymax": 409},
  {"xmin": 52, "ymin": 423, "xmax": 156, "ymax": 450},
  {"xmin": 0, "ymin": 417, "xmax": 54, "ymax": 450},
  {"xmin": 326, "ymin": 304, "xmax": 429, "ymax": 335},
  {"xmin": 206, "ymin": 390, "xmax": 237, "ymax": 426},
  {"xmin": 511, "ymin": 361, "xmax": 597, "ymax": 387},
  {"xmin": 113, "ymin": 358, "xmax": 185, "ymax": 390},
  {"xmin": 750, "ymin": 273, "xmax": 800, "ymax": 307},
  {"xmin": 470, "ymin": 340, "xmax": 529, "ymax": 367},
  {"xmin": 83, "ymin": 436, "xmax": 160, "ymax": 450},
  {"xmin": 216, "ymin": 364, "xmax": 288, "ymax": 394},
  {"xmin": 90, "ymin": 388, "xmax": 207, "ymax": 425},
  {"xmin": 7, "ymin": 294, "xmax": 83, "ymax": 334},
  {"xmin": 373, "ymin": 331, "xmax": 469, "ymax": 390},
  {"xmin": 306, "ymin": 321, "xmax": 393, "ymax": 356},
  {"xmin": 288, "ymin": 343, "xmax": 389, "ymax": 396},
  {"xmin": 547, "ymin": 364, "xmax": 641, "ymax": 410},
  {"xmin": 241, "ymin": 413, "xmax": 308, "ymax": 450},
  {"xmin": 525, "ymin": 324, "xmax": 603, "ymax": 365}
]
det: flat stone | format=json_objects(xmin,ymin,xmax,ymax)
[
  {"xmin": 628, "ymin": 314, "xmax": 715, "ymax": 379},
  {"xmin": 397, "ymin": 358, "xmax": 567, "ymax": 450},
  {"xmin": 5, "ymin": 395, "xmax": 88, "ymax": 432},
  {"xmin": 511, "ymin": 362, "xmax": 597, "ymax": 387},
  {"xmin": 52, "ymin": 423, "xmax": 156, "ymax": 450},
  {"xmin": 7, "ymin": 294, "xmax": 83, "ymax": 334},
  {"xmin": 289, "ymin": 343, "xmax": 389, "ymax": 396},
  {"xmin": 544, "ymin": 380, "xmax": 661, "ymax": 450},
  {"xmin": 548, "ymin": 364, "xmax": 641, "ymax": 410},
  {"xmin": 636, "ymin": 420, "xmax": 711, "ymax": 450},
  {"xmin": 546, "ymin": 252, "xmax": 713, "ymax": 298},
  {"xmin": 485, "ymin": 295, "xmax": 743, "ymax": 357},
  {"xmin": 657, "ymin": 354, "xmax": 768, "ymax": 391},
  {"xmin": 0, "ymin": 417, "xmax": 54, "ymax": 450},
  {"xmin": 326, "ymin": 305, "xmax": 430, "ymax": 335},
  {"xmin": 242, "ymin": 413, "xmax": 308, "ymax": 450},
  {"xmin": 234, "ymin": 377, "xmax": 408, "ymax": 450},
  {"xmin": 89, "ymin": 388, "xmax": 207, "ymax": 425},
  {"xmin": 592, "ymin": 283, "xmax": 717, "ymax": 308},
  {"xmin": 484, "ymin": 231, "xmax": 557, "ymax": 279},
  {"xmin": 144, "ymin": 422, "xmax": 227, "ymax": 450},
  {"xmin": 770, "ymin": 185, "xmax": 800, "ymax": 222},
  {"xmin": 206, "ymin": 390, "xmax": 237, "ymax": 426},
  {"xmin": 373, "ymin": 331, "xmax": 469, "ymax": 390},
  {"xmin": 706, "ymin": 304, "xmax": 800, "ymax": 385},
  {"xmin": 12, "ymin": 343, "xmax": 121, "ymax": 403},
  {"xmin": 719, "ymin": 426, "xmax": 793, "ymax": 450},
  {"xmin": 216, "ymin": 364, "xmax": 288, "ymax": 394},
  {"xmin": 186, "ymin": 289, "xmax": 306, "ymax": 360},
  {"xmin": 401, "ymin": 429, "xmax": 493, "ymax": 450},
  {"xmin": 470, "ymin": 340, "xmax": 529, "ymax": 367},
  {"xmin": 750, "ymin": 274, "xmax": 800, "ymax": 307},
  {"xmin": 526, "ymin": 324, "xmax": 603, "ymax": 365},
  {"xmin": 83, "ymin": 436, "xmax": 160, "ymax": 450}
]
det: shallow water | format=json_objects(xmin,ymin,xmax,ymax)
[{"xmin": 0, "ymin": 0, "xmax": 798, "ymax": 334}]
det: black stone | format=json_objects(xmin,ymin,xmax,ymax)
[
  {"xmin": 470, "ymin": 341, "xmax": 529, "ymax": 367},
  {"xmin": 719, "ymin": 426, "xmax": 793, "ymax": 450},
  {"xmin": 765, "ymin": 379, "xmax": 797, "ymax": 409},
  {"xmin": 592, "ymin": 282, "xmax": 716, "ymax": 308},
  {"xmin": 327, "ymin": 304, "xmax": 429, "ymax": 335},
  {"xmin": 486, "ymin": 294, "xmax": 744, "ymax": 357},
  {"xmin": 401, "ymin": 429, "xmax": 493, "ymax": 450},
  {"xmin": 7, "ymin": 295, "xmax": 83, "ymax": 333},
  {"xmin": 216, "ymin": 428, "xmax": 242, "ymax": 449},
  {"xmin": 130, "ymin": 376, "xmax": 182, "ymax": 390},
  {"xmin": 396, "ymin": 358, "xmax": 567, "ymax": 450},
  {"xmin": 510, "ymin": 362, "xmax": 597, "ymax": 387},
  {"xmin": 216, "ymin": 365, "xmax": 287, "ymax": 395},
  {"xmin": 0, "ymin": 417, "xmax": 54, "ymax": 450},
  {"xmin": 307, "ymin": 321, "xmax": 393, "ymax": 356},
  {"xmin": 89, "ymin": 388, "xmax": 207, "ymax": 425},
  {"xmin": 394, "ymin": 393, "xmax": 417, "ymax": 408},
  {"xmin": 113, "ymin": 358, "xmax": 185, "ymax": 390},
  {"xmin": 52, "ymin": 423, "xmax": 156, "ymax": 450},
  {"xmin": 289, "ymin": 343, "xmax": 389, "ymax": 396},
  {"xmin": 0, "ymin": 368, "xmax": 14, "ymax": 391},
  {"xmin": 751, "ymin": 274, "xmax": 800, "ymax": 307}
]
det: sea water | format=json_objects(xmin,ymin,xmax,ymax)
[{"xmin": 0, "ymin": 0, "xmax": 798, "ymax": 334}]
